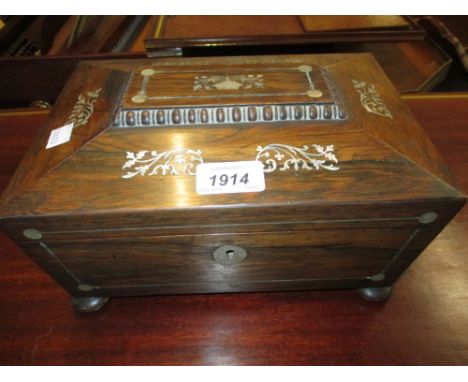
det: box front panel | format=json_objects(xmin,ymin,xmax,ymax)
[{"xmin": 29, "ymin": 221, "xmax": 423, "ymax": 296}]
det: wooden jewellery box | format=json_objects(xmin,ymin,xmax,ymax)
[{"xmin": 0, "ymin": 54, "xmax": 465, "ymax": 312}]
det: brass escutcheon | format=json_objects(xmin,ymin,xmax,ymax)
[{"xmin": 212, "ymin": 245, "xmax": 248, "ymax": 266}]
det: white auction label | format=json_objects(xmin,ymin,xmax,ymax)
[
  {"xmin": 196, "ymin": 161, "xmax": 265, "ymax": 195},
  {"xmin": 46, "ymin": 123, "xmax": 74, "ymax": 149}
]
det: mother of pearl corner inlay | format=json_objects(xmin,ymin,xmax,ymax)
[
  {"xmin": 352, "ymin": 80, "xmax": 393, "ymax": 118},
  {"xmin": 121, "ymin": 144, "xmax": 339, "ymax": 178},
  {"xmin": 67, "ymin": 88, "xmax": 102, "ymax": 128}
]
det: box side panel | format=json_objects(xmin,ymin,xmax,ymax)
[
  {"xmin": 0, "ymin": 62, "xmax": 129, "ymax": 212},
  {"xmin": 327, "ymin": 54, "xmax": 462, "ymax": 191}
]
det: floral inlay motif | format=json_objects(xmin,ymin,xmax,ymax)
[
  {"xmin": 352, "ymin": 80, "xmax": 392, "ymax": 118},
  {"xmin": 122, "ymin": 149, "xmax": 204, "ymax": 178},
  {"xmin": 67, "ymin": 88, "xmax": 102, "ymax": 128},
  {"xmin": 255, "ymin": 144, "xmax": 339, "ymax": 173},
  {"xmin": 193, "ymin": 75, "xmax": 264, "ymax": 91}
]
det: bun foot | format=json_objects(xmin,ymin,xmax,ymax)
[
  {"xmin": 357, "ymin": 286, "xmax": 392, "ymax": 302},
  {"xmin": 71, "ymin": 296, "xmax": 109, "ymax": 312}
]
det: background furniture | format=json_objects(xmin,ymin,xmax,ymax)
[{"xmin": 0, "ymin": 16, "xmax": 466, "ymax": 108}]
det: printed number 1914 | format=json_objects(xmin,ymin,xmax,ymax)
[
  {"xmin": 196, "ymin": 161, "xmax": 265, "ymax": 195},
  {"xmin": 210, "ymin": 173, "xmax": 249, "ymax": 187}
]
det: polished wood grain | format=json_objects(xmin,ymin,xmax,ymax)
[
  {"xmin": 0, "ymin": 40, "xmax": 446, "ymax": 106},
  {"xmin": 31, "ymin": 225, "xmax": 416, "ymax": 289},
  {"xmin": 0, "ymin": 61, "xmax": 128, "ymax": 208},
  {"xmin": 1, "ymin": 55, "xmax": 461, "ymax": 215},
  {"xmin": 162, "ymin": 16, "xmax": 305, "ymax": 38},
  {"xmin": 123, "ymin": 62, "xmax": 333, "ymax": 107},
  {"xmin": 0, "ymin": 94, "xmax": 467, "ymax": 364},
  {"xmin": 0, "ymin": 52, "xmax": 146, "ymax": 108},
  {"xmin": 0, "ymin": 55, "xmax": 464, "ymax": 306},
  {"xmin": 0, "ymin": 109, "xmax": 49, "ymax": 191},
  {"xmin": 145, "ymin": 16, "xmax": 424, "ymax": 47},
  {"xmin": 360, "ymin": 40, "xmax": 452, "ymax": 92},
  {"xmin": 144, "ymin": 16, "xmax": 447, "ymax": 94},
  {"xmin": 299, "ymin": 16, "xmax": 411, "ymax": 32}
]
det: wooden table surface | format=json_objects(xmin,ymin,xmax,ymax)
[{"xmin": 0, "ymin": 93, "xmax": 467, "ymax": 365}]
